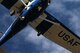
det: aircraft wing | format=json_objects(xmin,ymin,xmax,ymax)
[
  {"xmin": 29, "ymin": 11, "xmax": 80, "ymax": 53},
  {"xmin": 0, "ymin": 0, "xmax": 28, "ymax": 16}
]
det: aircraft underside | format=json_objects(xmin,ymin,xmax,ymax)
[{"xmin": 0, "ymin": 0, "xmax": 80, "ymax": 53}]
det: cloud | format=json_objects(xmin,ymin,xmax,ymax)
[
  {"xmin": 62, "ymin": 0, "xmax": 80, "ymax": 2},
  {"xmin": 69, "ymin": 13, "xmax": 80, "ymax": 36},
  {"xmin": 47, "ymin": 0, "xmax": 80, "ymax": 36},
  {"xmin": 0, "ymin": 8, "xmax": 15, "ymax": 39},
  {"xmin": 22, "ymin": 26, "xmax": 71, "ymax": 53}
]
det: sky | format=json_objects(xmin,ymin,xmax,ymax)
[{"xmin": 0, "ymin": 0, "xmax": 80, "ymax": 53}]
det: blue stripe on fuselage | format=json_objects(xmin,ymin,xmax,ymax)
[{"xmin": 21, "ymin": 0, "xmax": 40, "ymax": 17}]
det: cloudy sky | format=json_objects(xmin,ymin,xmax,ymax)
[{"xmin": 0, "ymin": 0, "xmax": 80, "ymax": 53}]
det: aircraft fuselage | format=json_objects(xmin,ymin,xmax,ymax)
[{"xmin": 0, "ymin": 0, "xmax": 50, "ymax": 46}]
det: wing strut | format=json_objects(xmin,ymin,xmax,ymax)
[
  {"xmin": 20, "ymin": 0, "xmax": 27, "ymax": 7},
  {"xmin": 38, "ymin": 16, "xmax": 59, "ymax": 24}
]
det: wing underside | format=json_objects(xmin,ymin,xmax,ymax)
[
  {"xmin": 29, "ymin": 11, "xmax": 80, "ymax": 53},
  {"xmin": 0, "ymin": 0, "xmax": 28, "ymax": 15}
]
